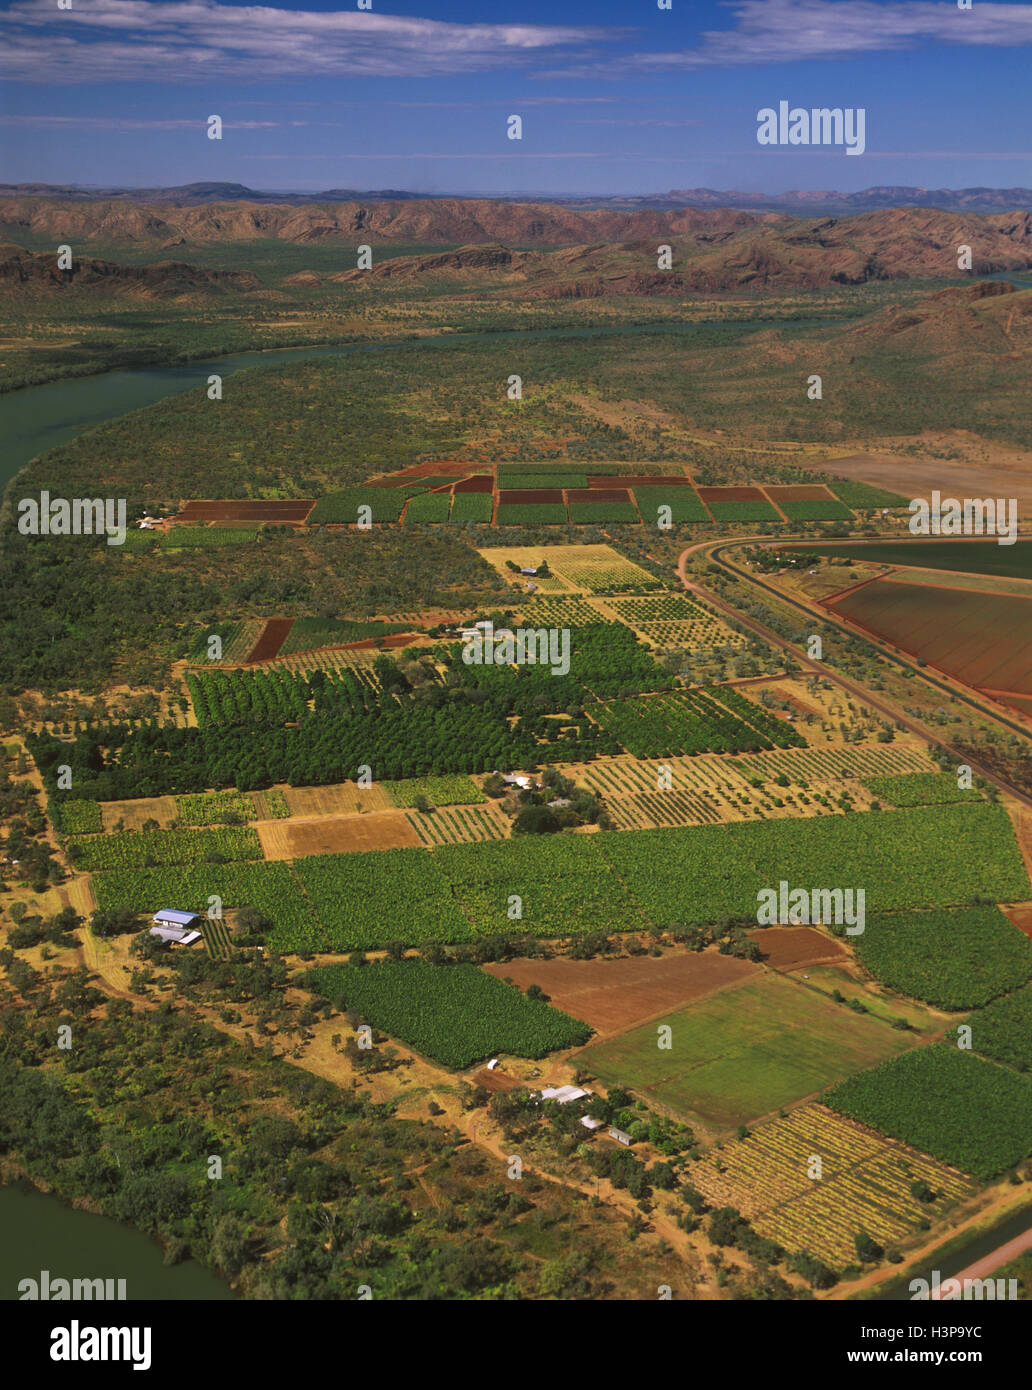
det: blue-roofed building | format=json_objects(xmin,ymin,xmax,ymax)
[{"xmin": 152, "ymin": 909, "xmax": 200, "ymax": 929}]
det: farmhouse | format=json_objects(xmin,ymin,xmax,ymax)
[{"xmin": 149, "ymin": 908, "xmax": 202, "ymax": 946}]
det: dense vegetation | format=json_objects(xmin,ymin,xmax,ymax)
[
  {"xmin": 862, "ymin": 772, "xmax": 984, "ymax": 806},
  {"xmin": 825, "ymin": 1046, "xmax": 1032, "ymax": 1181},
  {"xmin": 590, "ymin": 687, "xmax": 805, "ymax": 758},
  {"xmin": 853, "ymin": 907, "xmax": 1032, "ymax": 1010},
  {"xmin": 301, "ymin": 960, "xmax": 591, "ymax": 1068},
  {"xmin": 950, "ymin": 984, "xmax": 1032, "ymax": 1072}
]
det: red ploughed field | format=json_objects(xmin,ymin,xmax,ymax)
[
  {"xmin": 565, "ymin": 488, "xmax": 632, "ymax": 503},
  {"xmin": 174, "ymin": 500, "xmax": 315, "ymax": 522},
  {"xmin": 497, "ymin": 489, "xmax": 565, "ymax": 504},
  {"xmin": 602, "ymin": 475, "xmax": 694, "ymax": 487},
  {"xmin": 453, "ymin": 475, "xmax": 495, "ymax": 493},
  {"xmin": 764, "ymin": 484, "xmax": 837, "ymax": 501},
  {"xmin": 697, "ymin": 486, "xmax": 766, "ymax": 503}
]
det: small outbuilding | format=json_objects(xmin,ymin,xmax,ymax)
[
  {"xmin": 149, "ymin": 908, "xmax": 203, "ymax": 946},
  {"xmin": 608, "ymin": 1126, "xmax": 632, "ymax": 1146}
]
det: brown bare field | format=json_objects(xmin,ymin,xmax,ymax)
[
  {"xmin": 258, "ymin": 810, "xmax": 420, "ymax": 859},
  {"xmin": 565, "ymin": 488, "xmax": 631, "ymax": 503},
  {"xmin": 1001, "ymin": 905, "xmax": 1032, "ymax": 939},
  {"xmin": 395, "ymin": 461, "xmax": 477, "ymax": 476},
  {"xmin": 995, "ymin": 692, "xmax": 1032, "ymax": 719},
  {"xmin": 746, "ymin": 926, "xmax": 849, "ymax": 970},
  {"xmin": 174, "ymin": 499, "xmax": 315, "ymax": 522},
  {"xmin": 698, "ymin": 485, "xmax": 767, "ymax": 503},
  {"xmin": 497, "ymin": 489, "xmax": 565, "ymax": 504},
  {"xmin": 764, "ymin": 484, "xmax": 836, "ymax": 501},
  {"xmin": 453, "ymin": 475, "xmax": 494, "ymax": 493},
  {"xmin": 808, "ymin": 441, "xmax": 1032, "ymax": 510},
  {"xmin": 828, "ymin": 579, "xmax": 1032, "ymax": 696},
  {"xmin": 469, "ymin": 1067, "xmax": 523, "ymax": 1093},
  {"xmin": 101, "ymin": 794, "xmax": 177, "ymax": 831},
  {"xmin": 482, "ymin": 950, "xmax": 760, "ymax": 1037},
  {"xmin": 245, "ymin": 617, "xmax": 294, "ymax": 663},
  {"xmin": 282, "ymin": 782, "xmax": 393, "ymax": 817}
]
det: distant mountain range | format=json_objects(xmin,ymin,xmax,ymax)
[{"xmin": 1, "ymin": 183, "xmax": 1030, "ymax": 215}]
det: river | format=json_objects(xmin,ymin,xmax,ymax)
[{"xmin": 0, "ymin": 1181, "xmax": 233, "ymax": 1301}]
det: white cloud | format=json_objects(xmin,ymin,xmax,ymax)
[
  {"xmin": 0, "ymin": 0, "xmax": 621, "ymax": 83},
  {"xmin": 551, "ymin": 0, "xmax": 1032, "ymax": 76}
]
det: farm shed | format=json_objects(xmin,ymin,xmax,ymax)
[
  {"xmin": 540, "ymin": 1085, "xmax": 592, "ymax": 1105},
  {"xmin": 608, "ymin": 1127, "xmax": 632, "ymax": 1146},
  {"xmin": 153, "ymin": 909, "xmax": 201, "ymax": 930},
  {"xmin": 149, "ymin": 925, "xmax": 202, "ymax": 946}
]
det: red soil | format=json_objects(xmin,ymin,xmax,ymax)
[
  {"xmin": 497, "ymin": 489, "xmax": 566, "ymax": 504},
  {"xmin": 482, "ymin": 951, "xmax": 759, "ymax": 1036},
  {"xmin": 1001, "ymin": 905, "xmax": 1032, "ymax": 939},
  {"xmin": 174, "ymin": 499, "xmax": 316, "ymax": 522},
  {"xmin": 245, "ymin": 618, "xmax": 295, "ymax": 663},
  {"xmin": 764, "ymin": 484, "xmax": 836, "ymax": 501},
  {"xmin": 453, "ymin": 475, "xmax": 495, "ymax": 493},
  {"xmin": 697, "ymin": 486, "xmax": 765, "ymax": 502},
  {"xmin": 565, "ymin": 488, "xmax": 631, "ymax": 503},
  {"xmin": 745, "ymin": 926, "xmax": 849, "ymax": 970}
]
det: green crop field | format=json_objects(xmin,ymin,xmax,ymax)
[
  {"xmin": 175, "ymin": 790, "xmax": 258, "ymax": 825},
  {"xmin": 301, "ymin": 960, "xmax": 590, "ymax": 1068},
  {"xmin": 403, "ymin": 491, "xmax": 452, "ymax": 523},
  {"xmin": 862, "ymin": 772, "xmax": 984, "ymax": 806},
  {"xmin": 434, "ymin": 832, "xmax": 651, "ymax": 939},
  {"xmin": 806, "ymin": 539, "xmax": 1032, "ymax": 581},
  {"xmin": 161, "ymin": 527, "xmax": 259, "ymax": 547},
  {"xmin": 632, "ymin": 488, "xmax": 710, "ymax": 524},
  {"xmin": 595, "ymin": 802, "xmax": 1030, "ymax": 929},
  {"xmin": 308, "ymin": 489, "xmax": 409, "ymax": 524},
  {"xmin": 496, "ymin": 503, "xmax": 569, "ymax": 525},
  {"xmin": 450, "ymin": 492, "xmax": 494, "ymax": 522},
  {"xmin": 277, "ymin": 617, "xmax": 411, "ymax": 655},
  {"xmin": 952, "ymin": 982, "xmax": 1032, "ymax": 1071},
  {"xmin": 707, "ymin": 500, "xmax": 781, "ymax": 522},
  {"xmin": 578, "ymin": 973, "xmax": 915, "ymax": 1127},
  {"xmin": 777, "ymin": 499, "xmax": 855, "ymax": 521},
  {"xmin": 854, "ymin": 907, "xmax": 1032, "ymax": 1009},
  {"xmin": 56, "ymin": 800, "xmax": 103, "ymax": 833},
  {"xmin": 825, "ymin": 1045, "xmax": 1032, "ymax": 1181},
  {"xmin": 91, "ymin": 862, "xmax": 323, "ymax": 950},
  {"xmin": 497, "ymin": 472, "xmax": 589, "ymax": 489},
  {"xmin": 590, "ymin": 687, "xmax": 805, "ymax": 758},
  {"xmin": 69, "ymin": 826, "xmax": 262, "ymax": 869},
  {"xmin": 827, "ymin": 479, "xmax": 910, "ymax": 509},
  {"xmin": 567, "ymin": 501, "xmax": 641, "ymax": 525},
  {"xmin": 292, "ymin": 848, "xmax": 474, "ymax": 950},
  {"xmin": 386, "ymin": 775, "xmax": 486, "ymax": 807}
]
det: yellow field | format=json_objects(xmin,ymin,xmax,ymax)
[
  {"xmin": 687, "ymin": 1104, "xmax": 977, "ymax": 1267},
  {"xmin": 567, "ymin": 739, "xmax": 935, "ymax": 831},
  {"xmin": 477, "ymin": 543, "xmax": 661, "ymax": 595},
  {"xmin": 101, "ymin": 795, "xmax": 178, "ymax": 831},
  {"xmin": 282, "ymin": 782, "xmax": 394, "ymax": 817}
]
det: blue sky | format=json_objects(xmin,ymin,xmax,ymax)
[{"xmin": 0, "ymin": 0, "xmax": 1030, "ymax": 194}]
